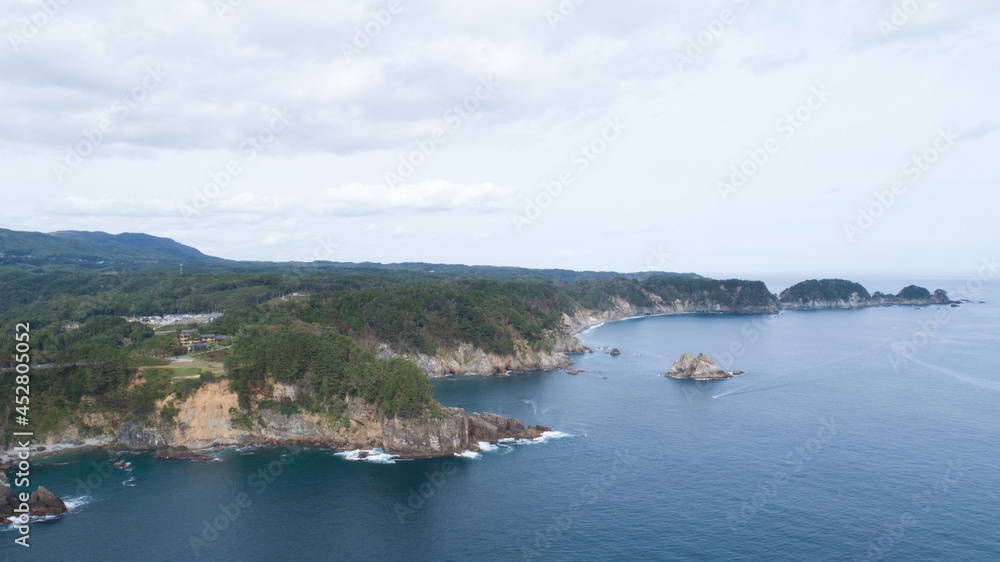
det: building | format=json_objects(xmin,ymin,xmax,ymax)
[{"xmin": 180, "ymin": 329, "xmax": 199, "ymax": 349}]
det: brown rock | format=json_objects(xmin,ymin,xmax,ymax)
[{"xmin": 28, "ymin": 486, "xmax": 67, "ymax": 516}]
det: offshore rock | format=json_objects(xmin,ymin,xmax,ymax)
[
  {"xmin": 28, "ymin": 486, "xmax": 67, "ymax": 516},
  {"xmin": 665, "ymin": 353, "xmax": 732, "ymax": 380},
  {"xmin": 154, "ymin": 445, "xmax": 213, "ymax": 462}
]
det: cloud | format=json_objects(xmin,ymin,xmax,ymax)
[
  {"xmin": 42, "ymin": 196, "xmax": 177, "ymax": 217},
  {"xmin": 315, "ymin": 180, "xmax": 511, "ymax": 216}
]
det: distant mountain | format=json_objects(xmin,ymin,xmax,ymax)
[
  {"xmin": 0, "ymin": 227, "xmax": 700, "ymax": 281},
  {"xmin": 297, "ymin": 261, "xmax": 701, "ymax": 282},
  {"xmin": 49, "ymin": 231, "xmax": 215, "ymax": 262},
  {"xmin": 0, "ymin": 228, "xmax": 221, "ymax": 271}
]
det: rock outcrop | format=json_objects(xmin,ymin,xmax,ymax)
[
  {"xmin": 115, "ymin": 422, "xmax": 168, "ymax": 450},
  {"xmin": 469, "ymin": 413, "xmax": 546, "ymax": 441},
  {"xmin": 154, "ymin": 446, "xmax": 213, "ymax": 462},
  {"xmin": 382, "ymin": 409, "xmax": 551, "ymax": 457},
  {"xmin": 383, "ymin": 408, "xmax": 472, "ymax": 458},
  {"xmin": 379, "ymin": 342, "xmax": 573, "ymax": 378},
  {"xmin": 0, "ymin": 472, "xmax": 17, "ymax": 521},
  {"xmin": 28, "ymin": 486, "xmax": 67, "ymax": 516},
  {"xmin": 665, "ymin": 353, "xmax": 732, "ymax": 380}
]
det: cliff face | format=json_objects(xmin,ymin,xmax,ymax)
[
  {"xmin": 562, "ymin": 295, "xmax": 779, "ymax": 335},
  {"xmin": 6, "ymin": 380, "xmax": 547, "ymax": 459},
  {"xmin": 382, "ymin": 408, "xmax": 471, "ymax": 457},
  {"xmin": 779, "ymin": 291, "xmax": 868, "ymax": 310},
  {"xmin": 377, "ymin": 341, "xmax": 575, "ymax": 378}
]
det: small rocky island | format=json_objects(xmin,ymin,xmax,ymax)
[
  {"xmin": 664, "ymin": 353, "xmax": 732, "ymax": 380},
  {"xmin": 1, "ymin": 470, "xmax": 67, "ymax": 523}
]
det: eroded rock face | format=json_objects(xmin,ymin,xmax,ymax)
[
  {"xmin": 28, "ymin": 486, "xmax": 67, "ymax": 516},
  {"xmin": 115, "ymin": 422, "xmax": 168, "ymax": 450},
  {"xmin": 379, "ymin": 342, "xmax": 574, "ymax": 377},
  {"xmin": 665, "ymin": 353, "xmax": 732, "ymax": 380},
  {"xmin": 0, "ymin": 475, "xmax": 17, "ymax": 518},
  {"xmin": 382, "ymin": 408, "xmax": 471, "ymax": 458}
]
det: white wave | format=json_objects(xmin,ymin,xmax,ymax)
[
  {"xmin": 498, "ymin": 431, "xmax": 573, "ymax": 446},
  {"xmin": 64, "ymin": 496, "xmax": 91, "ymax": 512},
  {"xmin": 122, "ymin": 476, "xmax": 137, "ymax": 487},
  {"xmin": 335, "ymin": 448, "xmax": 399, "ymax": 464},
  {"xmin": 477, "ymin": 441, "xmax": 500, "ymax": 452},
  {"xmin": 580, "ymin": 322, "xmax": 606, "ymax": 335},
  {"xmin": 454, "ymin": 449, "xmax": 481, "ymax": 459},
  {"xmin": 0, "ymin": 496, "xmax": 90, "ymax": 531}
]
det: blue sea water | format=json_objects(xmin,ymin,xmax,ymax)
[{"xmin": 3, "ymin": 278, "xmax": 999, "ymax": 561}]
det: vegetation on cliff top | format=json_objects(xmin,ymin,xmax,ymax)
[
  {"xmin": 779, "ymin": 279, "xmax": 873, "ymax": 303},
  {"xmin": 224, "ymin": 326, "xmax": 433, "ymax": 418}
]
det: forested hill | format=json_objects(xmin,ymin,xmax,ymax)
[
  {"xmin": 0, "ymin": 268, "xmax": 778, "ymax": 366},
  {"xmin": 0, "ymin": 228, "xmax": 697, "ymax": 282}
]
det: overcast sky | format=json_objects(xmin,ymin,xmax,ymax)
[{"xmin": 1, "ymin": 0, "xmax": 997, "ymax": 277}]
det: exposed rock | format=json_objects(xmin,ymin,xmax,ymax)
[
  {"xmin": 468, "ymin": 415, "xmax": 499, "ymax": 442},
  {"xmin": 733, "ymin": 370, "xmax": 745, "ymax": 375},
  {"xmin": 28, "ymin": 486, "xmax": 67, "ymax": 516},
  {"xmin": 665, "ymin": 353, "xmax": 732, "ymax": 380},
  {"xmin": 115, "ymin": 422, "xmax": 167, "ymax": 450},
  {"xmin": 0, "ymin": 477, "xmax": 17, "ymax": 518},
  {"xmin": 552, "ymin": 332, "xmax": 587, "ymax": 354},
  {"xmin": 566, "ymin": 369, "xmax": 580, "ymax": 375},
  {"xmin": 383, "ymin": 408, "xmax": 471, "ymax": 458},
  {"xmin": 381, "ymin": 341, "xmax": 574, "ymax": 377},
  {"xmin": 609, "ymin": 348, "xmax": 621, "ymax": 356},
  {"xmin": 154, "ymin": 445, "xmax": 213, "ymax": 462}
]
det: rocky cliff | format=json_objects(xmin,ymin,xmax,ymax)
[
  {"xmin": 3, "ymin": 379, "xmax": 548, "ymax": 460},
  {"xmin": 563, "ymin": 294, "xmax": 779, "ymax": 336},
  {"xmin": 377, "ymin": 340, "xmax": 576, "ymax": 378}
]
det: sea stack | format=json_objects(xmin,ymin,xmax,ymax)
[
  {"xmin": 664, "ymin": 353, "xmax": 732, "ymax": 380},
  {"xmin": 28, "ymin": 486, "xmax": 68, "ymax": 516}
]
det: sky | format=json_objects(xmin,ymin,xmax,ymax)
[{"xmin": 1, "ymin": 0, "xmax": 997, "ymax": 278}]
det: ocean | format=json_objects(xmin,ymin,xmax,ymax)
[{"xmin": 3, "ymin": 277, "xmax": 998, "ymax": 561}]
